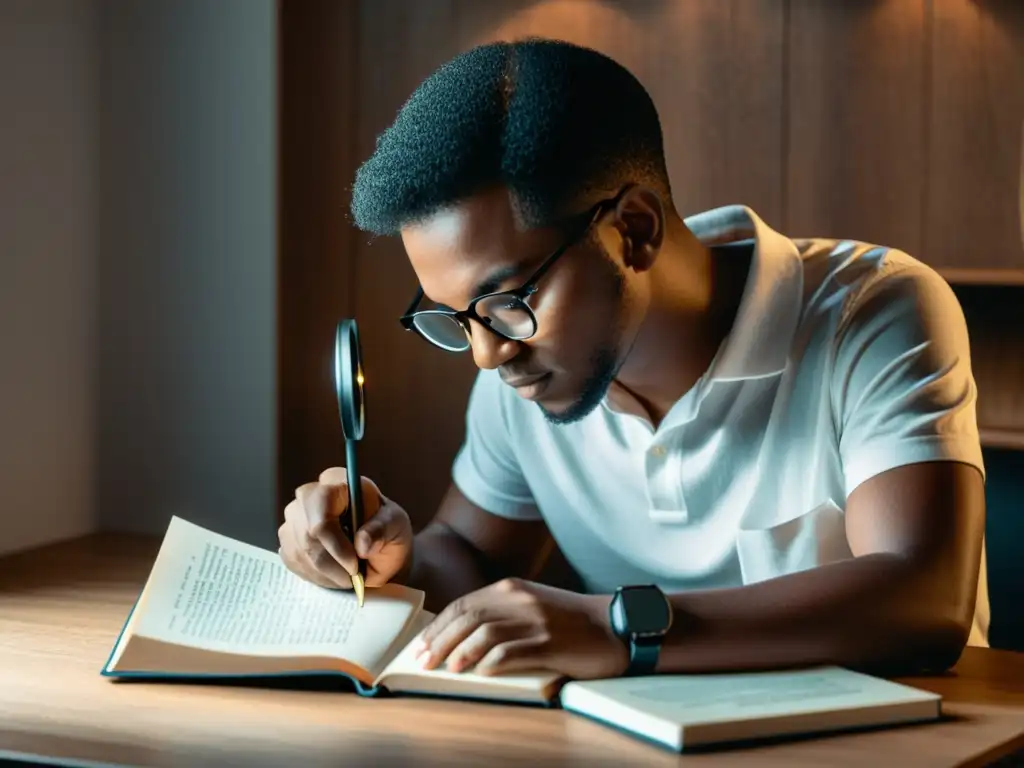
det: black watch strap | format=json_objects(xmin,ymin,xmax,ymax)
[{"xmin": 626, "ymin": 636, "xmax": 661, "ymax": 676}]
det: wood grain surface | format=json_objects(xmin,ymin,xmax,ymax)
[{"xmin": 1, "ymin": 533, "xmax": 1023, "ymax": 768}]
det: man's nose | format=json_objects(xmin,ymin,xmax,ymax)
[{"xmin": 468, "ymin": 319, "xmax": 519, "ymax": 370}]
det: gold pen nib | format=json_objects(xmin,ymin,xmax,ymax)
[{"xmin": 351, "ymin": 573, "xmax": 365, "ymax": 607}]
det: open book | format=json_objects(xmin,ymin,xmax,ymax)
[
  {"xmin": 103, "ymin": 517, "xmax": 942, "ymax": 750},
  {"xmin": 101, "ymin": 516, "xmax": 564, "ymax": 703}
]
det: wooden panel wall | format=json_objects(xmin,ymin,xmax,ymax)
[
  {"xmin": 786, "ymin": 0, "xmax": 928, "ymax": 255},
  {"xmin": 278, "ymin": 0, "xmax": 1024, "ymax": 528},
  {"xmin": 928, "ymin": 0, "xmax": 1024, "ymax": 274},
  {"xmin": 457, "ymin": 0, "xmax": 787, "ymax": 222},
  {"xmin": 276, "ymin": 0, "xmax": 360, "ymax": 515},
  {"xmin": 351, "ymin": 1, "xmax": 473, "ymax": 526}
]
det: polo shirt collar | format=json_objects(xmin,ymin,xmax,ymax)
[
  {"xmin": 684, "ymin": 205, "xmax": 804, "ymax": 382},
  {"xmin": 600, "ymin": 205, "xmax": 804, "ymax": 422}
]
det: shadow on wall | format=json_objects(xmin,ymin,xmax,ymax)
[{"xmin": 983, "ymin": 447, "xmax": 1024, "ymax": 652}]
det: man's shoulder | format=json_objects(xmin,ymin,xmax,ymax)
[{"xmin": 792, "ymin": 237, "xmax": 960, "ymax": 337}]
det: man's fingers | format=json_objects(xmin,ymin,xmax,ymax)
[
  {"xmin": 447, "ymin": 620, "xmax": 530, "ymax": 673},
  {"xmin": 359, "ymin": 503, "xmax": 414, "ymax": 588},
  {"xmin": 318, "ymin": 466, "xmax": 349, "ymax": 486},
  {"xmin": 288, "ymin": 493, "xmax": 354, "ymax": 588},
  {"xmin": 278, "ymin": 515, "xmax": 346, "ymax": 590},
  {"xmin": 283, "ymin": 470, "xmax": 407, "ymax": 592},
  {"xmin": 293, "ymin": 552, "xmax": 342, "ymax": 590},
  {"xmin": 420, "ymin": 602, "xmax": 511, "ymax": 670},
  {"xmin": 296, "ymin": 483, "xmax": 359, "ymax": 577},
  {"xmin": 418, "ymin": 596, "xmax": 462, "ymax": 651},
  {"xmin": 474, "ymin": 637, "xmax": 549, "ymax": 677},
  {"xmin": 317, "ymin": 468, "xmax": 384, "ymax": 521},
  {"xmin": 354, "ymin": 503, "xmax": 404, "ymax": 558},
  {"xmin": 288, "ymin": 498, "xmax": 352, "ymax": 588}
]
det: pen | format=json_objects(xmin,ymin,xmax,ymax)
[
  {"xmin": 345, "ymin": 437, "xmax": 367, "ymax": 607},
  {"xmin": 335, "ymin": 317, "xmax": 368, "ymax": 608}
]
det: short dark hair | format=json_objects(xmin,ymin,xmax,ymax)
[{"xmin": 350, "ymin": 37, "xmax": 673, "ymax": 237}]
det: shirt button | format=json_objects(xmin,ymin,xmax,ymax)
[{"xmin": 650, "ymin": 445, "xmax": 666, "ymax": 457}]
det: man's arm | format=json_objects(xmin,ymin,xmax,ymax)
[
  {"xmin": 654, "ymin": 459, "xmax": 985, "ymax": 676},
  {"xmin": 655, "ymin": 263, "xmax": 988, "ymax": 677},
  {"xmin": 399, "ymin": 365, "xmax": 552, "ymax": 613},
  {"xmin": 397, "ymin": 482, "xmax": 554, "ymax": 613}
]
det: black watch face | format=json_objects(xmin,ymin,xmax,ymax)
[{"xmin": 620, "ymin": 586, "xmax": 671, "ymax": 636}]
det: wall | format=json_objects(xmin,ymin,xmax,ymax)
[
  {"xmin": 0, "ymin": 0, "xmax": 98, "ymax": 557},
  {"xmin": 97, "ymin": 0, "xmax": 279, "ymax": 548},
  {"xmin": 276, "ymin": 0, "xmax": 361, "ymax": 519}
]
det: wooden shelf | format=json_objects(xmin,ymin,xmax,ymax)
[
  {"xmin": 939, "ymin": 268, "xmax": 1024, "ymax": 287},
  {"xmin": 980, "ymin": 428, "xmax": 1024, "ymax": 451}
]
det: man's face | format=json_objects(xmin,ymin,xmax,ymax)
[{"xmin": 401, "ymin": 186, "xmax": 653, "ymax": 425}]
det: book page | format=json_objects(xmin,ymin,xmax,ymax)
[
  {"xmin": 375, "ymin": 618, "xmax": 563, "ymax": 703},
  {"xmin": 561, "ymin": 667, "xmax": 939, "ymax": 722},
  {"xmin": 130, "ymin": 517, "xmax": 423, "ymax": 675}
]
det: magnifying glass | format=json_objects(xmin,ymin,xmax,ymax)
[{"xmin": 334, "ymin": 317, "xmax": 367, "ymax": 607}]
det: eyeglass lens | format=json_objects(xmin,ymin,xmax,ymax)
[{"xmin": 413, "ymin": 294, "xmax": 537, "ymax": 351}]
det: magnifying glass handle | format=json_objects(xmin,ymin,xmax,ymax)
[{"xmin": 344, "ymin": 439, "xmax": 367, "ymax": 606}]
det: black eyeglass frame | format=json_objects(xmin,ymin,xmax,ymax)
[{"xmin": 398, "ymin": 188, "xmax": 627, "ymax": 350}]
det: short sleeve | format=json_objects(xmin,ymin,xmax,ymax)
[
  {"xmin": 831, "ymin": 261, "xmax": 986, "ymax": 498},
  {"xmin": 451, "ymin": 369, "xmax": 541, "ymax": 520}
]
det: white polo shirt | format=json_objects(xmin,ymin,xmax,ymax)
[{"xmin": 451, "ymin": 205, "xmax": 990, "ymax": 648}]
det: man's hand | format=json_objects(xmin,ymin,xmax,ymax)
[
  {"xmin": 413, "ymin": 578, "xmax": 628, "ymax": 679},
  {"xmin": 278, "ymin": 467, "xmax": 414, "ymax": 590}
]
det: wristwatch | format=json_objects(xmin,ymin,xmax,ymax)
[{"xmin": 608, "ymin": 584, "xmax": 673, "ymax": 676}]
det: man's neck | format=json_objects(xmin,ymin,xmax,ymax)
[{"xmin": 613, "ymin": 219, "xmax": 751, "ymax": 427}]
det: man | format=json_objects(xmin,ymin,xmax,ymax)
[{"xmin": 279, "ymin": 38, "xmax": 987, "ymax": 681}]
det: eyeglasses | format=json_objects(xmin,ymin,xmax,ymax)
[{"xmin": 399, "ymin": 190, "xmax": 625, "ymax": 352}]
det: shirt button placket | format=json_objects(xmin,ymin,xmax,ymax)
[{"xmin": 647, "ymin": 441, "xmax": 687, "ymax": 524}]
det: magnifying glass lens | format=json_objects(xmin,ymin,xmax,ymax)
[{"xmin": 335, "ymin": 319, "xmax": 365, "ymax": 442}]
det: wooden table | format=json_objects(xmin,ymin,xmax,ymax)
[{"xmin": 1, "ymin": 533, "xmax": 1023, "ymax": 768}]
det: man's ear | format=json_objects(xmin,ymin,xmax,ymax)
[{"xmin": 612, "ymin": 185, "xmax": 665, "ymax": 272}]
